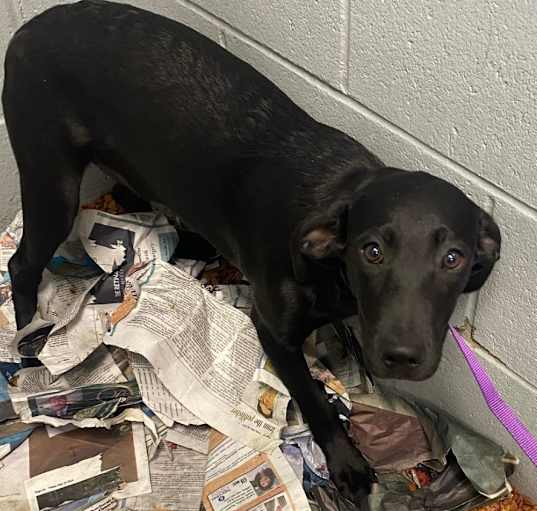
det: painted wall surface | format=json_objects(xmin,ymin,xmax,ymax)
[{"xmin": 0, "ymin": 0, "xmax": 535, "ymax": 497}]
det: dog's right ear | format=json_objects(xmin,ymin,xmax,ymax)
[
  {"xmin": 290, "ymin": 201, "xmax": 349, "ymax": 282},
  {"xmin": 464, "ymin": 210, "xmax": 501, "ymax": 293}
]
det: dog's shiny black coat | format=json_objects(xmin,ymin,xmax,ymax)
[{"xmin": 2, "ymin": 0, "xmax": 501, "ymax": 501}]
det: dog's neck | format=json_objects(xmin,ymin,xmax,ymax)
[{"xmin": 277, "ymin": 121, "xmax": 385, "ymax": 211}]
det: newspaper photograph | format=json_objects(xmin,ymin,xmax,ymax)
[
  {"xmin": 8, "ymin": 360, "xmax": 162, "ymax": 432},
  {"xmin": 77, "ymin": 210, "xmax": 178, "ymax": 274},
  {"xmin": 11, "ymin": 380, "xmax": 140, "ymax": 422},
  {"xmin": 1, "ymin": 422, "xmax": 150, "ymax": 511},
  {"xmin": 252, "ymin": 355, "xmax": 289, "ymax": 398},
  {"xmin": 202, "ymin": 430, "xmax": 310, "ymax": 511},
  {"xmin": 105, "ymin": 260, "xmax": 285, "ymax": 452},
  {"xmin": 24, "ymin": 455, "xmax": 123, "ymax": 511},
  {"xmin": 49, "ymin": 493, "xmax": 117, "ymax": 511}
]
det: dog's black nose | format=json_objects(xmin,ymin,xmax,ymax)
[{"xmin": 382, "ymin": 346, "xmax": 423, "ymax": 369}]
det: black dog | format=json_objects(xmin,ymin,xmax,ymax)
[{"xmin": 2, "ymin": 0, "xmax": 501, "ymax": 502}]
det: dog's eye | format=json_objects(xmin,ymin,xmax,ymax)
[
  {"xmin": 444, "ymin": 249, "xmax": 464, "ymax": 269},
  {"xmin": 362, "ymin": 243, "xmax": 384, "ymax": 264}
]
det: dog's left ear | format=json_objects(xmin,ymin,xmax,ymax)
[
  {"xmin": 464, "ymin": 210, "xmax": 501, "ymax": 293},
  {"xmin": 290, "ymin": 201, "xmax": 349, "ymax": 282}
]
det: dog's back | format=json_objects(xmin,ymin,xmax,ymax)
[{"xmin": 3, "ymin": 0, "xmax": 307, "ymax": 187}]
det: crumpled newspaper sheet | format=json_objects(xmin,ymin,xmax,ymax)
[
  {"xmin": 0, "ymin": 202, "xmax": 305, "ymax": 511},
  {"xmin": 0, "ymin": 194, "xmax": 530, "ymax": 511},
  {"xmin": 299, "ymin": 323, "xmax": 519, "ymax": 511}
]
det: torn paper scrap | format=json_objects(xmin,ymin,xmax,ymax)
[
  {"xmin": 281, "ymin": 423, "xmax": 329, "ymax": 491},
  {"xmin": 18, "ymin": 405, "xmax": 157, "ymax": 434},
  {"xmin": 202, "ymin": 430, "xmax": 311, "ymax": 511},
  {"xmin": 165, "ymin": 423, "xmax": 211, "ymax": 454},
  {"xmin": 26, "ymin": 421, "xmax": 152, "ymax": 501},
  {"xmin": 11, "ymin": 380, "xmax": 140, "ymax": 422},
  {"xmin": 37, "ymin": 263, "xmax": 154, "ymax": 376},
  {"xmin": 252, "ymin": 354, "xmax": 289, "ymax": 398},
  {"xmin": 129, "ymin": 352, "xmax": 204, "ymax": 426},
  {"xmin": 78, "ymin": 210, "xmax": 178, "ymax": 273},
  {"xmin": 12, "ymin": 344, "xmax": 127, "ymax": 395},
  {"xmin": 105, "ymin": 260, "xmax": 284, "ymax": 452},
  {"xmin": 0, "ymin": 420, "xmax": 36, "ymax": 461},
  {"xmin": 24, "ymin": 454, "xmax": 122, "ymax": 511},
  {"xmin": 35, "ymin": 266, "xmax": 155, "ymax": 377},
  {"xmin": 124, "ymin": 441, "xmax": 207, "ymax": 511},
  {"xmin": 12, "ymin": 269, "xmax": 104, "ymax": 372},
  {"xmin": 173, "ymin": 258, "xmax": 207, "ymax": 278},
  {"xmin": 0, "ymin": 434, "xmax": 30, "ymax": 511},
  {"xmin": 36, "ymin": 293, "xmax": 111, "ymax": 375},
  {"xmin": 0, "ymin": 276, "xmax": 20, "ymax": 363},
  {"xmin": 210, "ymin": 284, "xmax": 253, "ymax": 315},
  {"xmin": 7, "ymin": 380, "xmax": 162, "ymax": 433},
  {"xmin": 36, "ymin": 270, "xmax": 100, "ymax": 326},
  {"xmin": 2, "ymin": 422, "xmax": 150, "ymax": 511}
]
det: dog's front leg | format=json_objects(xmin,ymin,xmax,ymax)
[{"xmin": 251, "ymin": 305, "xmax": 370, "ymax": 504}]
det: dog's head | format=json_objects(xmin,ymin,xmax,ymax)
[{"xmin": 294, "ymin": 169, "xmax": 501, "ymax": 381}]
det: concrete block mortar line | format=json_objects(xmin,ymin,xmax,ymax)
[
  {"xmin": 458, "ymin": 182, "xmax": 537, "ymax": 398},
  {"xmin": 463, "ymin": 291, "xmax": 480, "ymax": 327},
  {"xmin": 182, "ymin": 0, "xmax": 537, "ymax": 222},
  {"xmin": 455, "ymin": 306, "xmax": 537, "ymax": 396},
  {"xmin": 218, "ymin": 28, "xmax": 227, "ymax": 48},
  {"xmin": 338, "ymin": 0, "xmax": 351, "ymax": 94},
  {"xmin": 471, "ymin": 339, "xmax": 537, "ymax": 396}
]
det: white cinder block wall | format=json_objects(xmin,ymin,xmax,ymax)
[{"xmin": 1, "ymin": 0, "xmax": 536, "ymax": 497}]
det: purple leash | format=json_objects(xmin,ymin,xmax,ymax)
[{"xmin": 449, "ymin": 325, "xmax": 537, "ymax": 468}]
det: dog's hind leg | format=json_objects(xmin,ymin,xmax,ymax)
[
  {"xmin": 2, "ymin": 31, "xmax": 89, "ymax": 330},
  {"xmin": 4, "ymin": 126, "xmax": 87, "ymax": 330}
]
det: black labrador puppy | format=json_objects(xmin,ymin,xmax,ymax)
[{"xmin": 2, "ymin": 0, "xmax": 501, "ymax": 502}]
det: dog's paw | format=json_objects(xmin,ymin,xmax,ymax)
[{"xmin": 325, "ymin": 435, "xmax": 371, "ymax": 506}]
